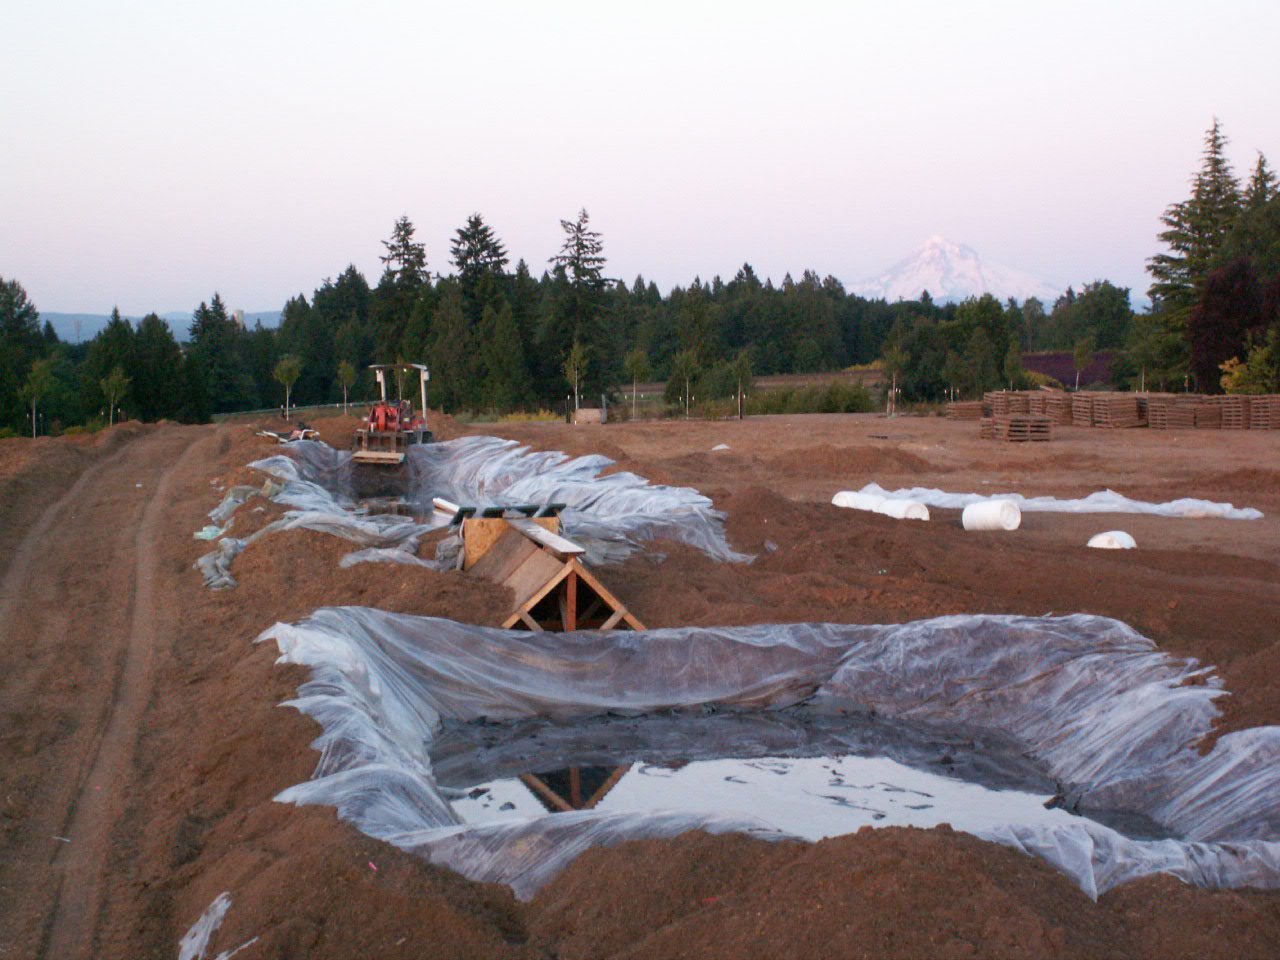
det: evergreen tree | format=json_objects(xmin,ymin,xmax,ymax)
[
  {"xmin": 451, "ymin": 213, "xmax": 509, "ymax": 296},
  {"xmin": 1148, "ymin": 119, "xmax": 1243, "ymax": 313},
  {"xmin": 372, "ymin": 216, "xmax": 428, "ymax": 357},
  {"xmin": 131, "ymin": 314, "xmax": 184, "ymax": 421},
  {"xmin": 545, "ymin": 209, "xmax": 613, "ymax": 396},
  {"xmin": 1, "ymin": 277, "xmax": 47, "ymax": 431},
  {"xmin": 479, "ymin": 302, "xmax": 530, "ymax": 411},
  {"xmin": 426, "ymin": 284, "xmax": 474, "ymax": 410},
  {"xmin": 1188, "ymin": 257, "xmax": 1266, "ymax": 391},
  {"xmin": 82, "ymin": 308, "xmax": 137, "ymax": 418},
  {"xmin": 306, "ymin": 267, "xmax": 370, "ymax": 403},
  {"xmin": 188, "ymin": 294, "xmax": 256, "ymax": 413},
  {"xmin": 1244, "ymin": 153, "xmax": 1277, "ymax": 211}
]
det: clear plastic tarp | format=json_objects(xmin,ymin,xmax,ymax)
[
  {"xmin": 197, "ymin": 437, "xmax": 746, "ymax": 588},
  {"xmin": 858, "ymin": 483, "xmax": 1263, "ymax": 520},
  {"xmin": 258, "ymin": 610, "xmax": 1280, "ymax": 900}
]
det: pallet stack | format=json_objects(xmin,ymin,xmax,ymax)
[
  {"xmin": 1071, "ymin": 393, "xmax": 1094, "ymax": 426},
  {"xmin": 1090, "ymin": 395, "xmax": 1145, "ymax": 428},
  {"xmin": 1193, "ymin": 402, "xmax": 1223, "ymax": 429},
  {"xmin": 985, "ymin": 391, "xmax": 1011, "ymax": 416},
  {"xmin": 982, "ymin": 414, "xmax": 1054, "ymax": 442},
  {"xmin": 1042, "ymin": 393, "xmax": 1073, "ymax": 424},
  {"xmin": 1214, "ymin": 395, "xmax": 1251, "ymax": 429},
  {"xmin": 945, "ymin": 400, "xmax": 984, "ymax": 420},
  {"xmin": 1250, "ymin": 396, "xmax": 1280, "ymax": 429}
]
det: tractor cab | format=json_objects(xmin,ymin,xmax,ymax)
[{"xmin": 352, "ymin": 363, "xmax": 434, "ymax": 466}]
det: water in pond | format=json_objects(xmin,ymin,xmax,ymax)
[{"xmin": 430, "ymin": 708, "xmax": 1175, "ymax": 842}]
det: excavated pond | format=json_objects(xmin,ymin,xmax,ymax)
[{"xmin": 431, "ymin": 710, "xmax": 1174, "ymax": 842}]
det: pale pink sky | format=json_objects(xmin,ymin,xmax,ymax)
[{"xmin": 3, "ymin": 0, "xmax": 1276, "ymax": 315}]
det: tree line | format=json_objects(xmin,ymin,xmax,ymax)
[
  {"xmin": 5, "ymin": 130, "xmax": 1277, "ymax": 437},
  {"xmin": 3, "ymin": 209, "xmax": 935, "ymax": 433},
  {"xmin": 884, "ymin": 118, "xmax": 1280, "ymax": 401}
]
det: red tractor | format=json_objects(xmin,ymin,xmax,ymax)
[{"xmin": 352, "ymin": 363, "xmax": 434, "ymax": 467}]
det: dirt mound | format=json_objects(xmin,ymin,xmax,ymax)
[
  {"xmin": 528, "ymin": 827, "xmax": 1280, "ymax": 959},
  {"xmin": 232, "ymin": 528, "xmax": 510, "ymax": 626}
]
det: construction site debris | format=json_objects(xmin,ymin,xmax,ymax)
[
  {"xmin": 1088, "ymin": 531, "xmax": 1137, "ymax": 550},
  {"xmin": 856, "ymin": 482, "xmax": 1263, "ymax": 520},
  {"xmin": 962, "ymin": 500, "xmax": 1022, "ymax": 531},
  {"xmin": 831, "ymin": 490, "xmax": 930, "ymax": 521}
]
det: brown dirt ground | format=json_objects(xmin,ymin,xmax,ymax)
[{"xmin": 1, "ymin": 412, "xmax": 1278, "ymax": 958}]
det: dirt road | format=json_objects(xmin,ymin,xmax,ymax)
[{"xmin": 0, "ymin": 425, "xmax": 207, "ymax": 958}]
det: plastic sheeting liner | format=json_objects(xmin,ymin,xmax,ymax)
[
  {"xmin": 1088, "ymin": 531, "xmax": 1137, "ymax": 550},
  {"xmin": 859, "ymin": 483, "xmax": 1263, "ymax": 520},
  {"xmin": 962, "ymin": 499, "xmax": 1021, "ymax": 531},
  {"xmin": 258, "ymin": 610, "xmax": 1280, "ymax": 900},
  {"xmin": 832, "ymin": 490, "xmax": 929, "ymax": 521},
  {"xmin": 197, "ymin": 436, "xmax": 747, "ymax": 588}
]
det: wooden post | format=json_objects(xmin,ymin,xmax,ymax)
[{"xmin": 565, "ymin": 567, "xmax": 577, "ymax": 631}]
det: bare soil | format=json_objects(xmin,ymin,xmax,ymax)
[{"xmin": 1, "ymin": 412, "xmax": 1278, "ymax": 958}]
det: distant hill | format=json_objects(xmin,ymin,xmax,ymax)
[
  {"xmin": 41, "ymin": 310, "xmax": 282, "ymax": 344},
  {"xmin": 851, "ymin": 236, "xmax": 1062, "ymax": 305}
]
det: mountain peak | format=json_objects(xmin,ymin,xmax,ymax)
[{"xmin": 852, "ymin": 237, "xmax": 1061, "ymax": 304}]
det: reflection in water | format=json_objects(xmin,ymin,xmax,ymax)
[
  {"xmin": 437, "ymin": 710, "xmax": 1176, "ymax": 841},
  {"xmin": 450, "ymin": 753, "xmax": 1090, "ymax": 840}
]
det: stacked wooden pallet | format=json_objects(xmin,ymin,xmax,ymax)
[
  {"xmin": 983, "ymin": 414, "xmax": 1054, "ymax": 442},
  {"xmin": 985, "ymin": 391, "xmax": 1012, "ymax": 415},
  {"xmin": 1090, "ymin": 394, "xmax": 1145, "ymax": 428},
  {"xmin": 1042, "ymin": 393, "xmax": 1073, "ymax": 424},
  {"xmin": 1250, "ymin": 396, "xmax": 1280, "ymax": 429},
  {"xmin": 1193, "ymin": 402, "xmax": 1223, "ymax": 429},
  {"xmin": 1071, "ymin": 393, "xmax": 1094, "ymax": 426},
  {"xmin": 1168, "ymin": 399, "xmax": 1199, "ymax": 429},
  {"xmin": 945, "ymin": 400, "xmax": 985, "ymax": 420},
  {"xmin": 1214, "ymin": 395, "xmax": 1251, "ymax": 429}
]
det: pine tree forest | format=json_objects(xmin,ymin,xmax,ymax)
[{"xmin": 3, "ymin": 122, "xmax": 1278, "ymax": 436}]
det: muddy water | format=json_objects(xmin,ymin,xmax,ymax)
[{"xmin": 429, "ymin": 709, "xmax": 1174, "ymax": 842}]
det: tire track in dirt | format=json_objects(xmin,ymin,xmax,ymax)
[
  {"xmin": 39, "ymin": 430, "xmax": 205, "ymax": 959},
  {"xmin": 0, "ymin": 432, "xmax": 206, "ymax": 960}
]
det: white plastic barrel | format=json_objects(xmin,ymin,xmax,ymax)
[{"xmin": 961, "ymin": 499, "xmax": 1021, "ymax": 531}]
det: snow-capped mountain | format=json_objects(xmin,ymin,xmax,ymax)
[{"xmin": 851, "ymin": 236, "xmax": 1062, "ymax": 304}]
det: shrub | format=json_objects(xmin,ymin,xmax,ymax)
[
  {"xmin": 499, "ymin": 409, "xmax": 561, "ymax": 423},
  {"xmin": 697, "ymin": 382, "xmax": 874, "ymax": 418}
]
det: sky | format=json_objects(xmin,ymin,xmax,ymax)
[{"xmin": 3, "ymin": 0, "xmax": 1277, "ymax": 317}]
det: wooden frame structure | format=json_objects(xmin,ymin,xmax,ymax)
[{"xmin": 436, "ymin": 500, "xmax": 645, "ymax": 632}]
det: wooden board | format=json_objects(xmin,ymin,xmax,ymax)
[
  {"xmin": 462, "ymin": 516, "xmax": 562, "ymax": 571},
  {"xmin": 507, "ymin": 518, "xmax": 584, "ymax": 559}
]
